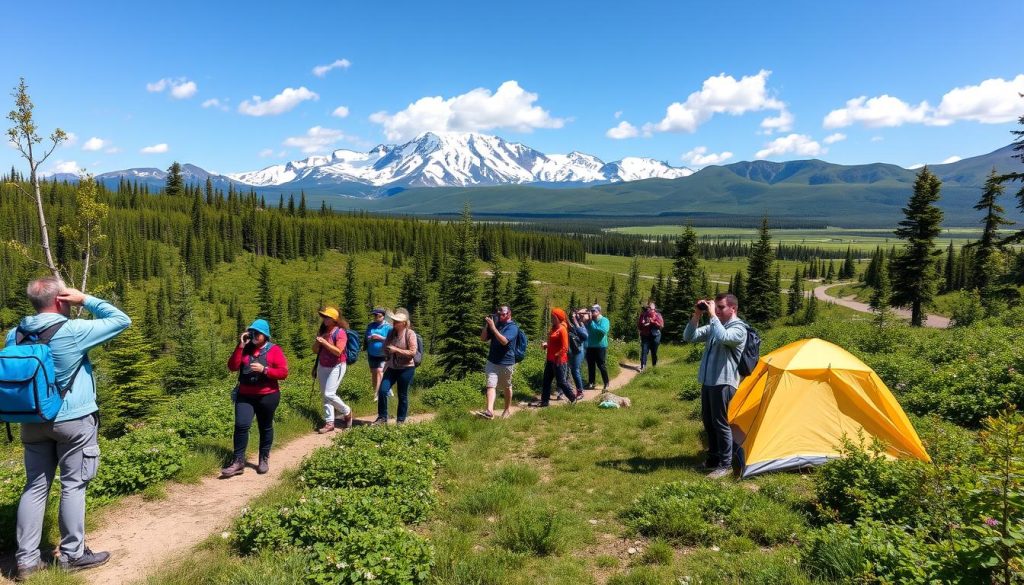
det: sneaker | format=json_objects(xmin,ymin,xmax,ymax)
[
  {"xmin": 575, "ymin": 390, "xmax": 585, "ymax": 400},
  {"xmin": 341, "ymin": 412, "xmax": 354, "ymax": 429},
  {"xmin": 527, "ymin": 401, "xmax": 549, "ymax": 408},
  {"xmin": 706, "ymin": 466, "xmax": 733, "ymax": 479},
  {"xmin": 15, "ymin": 559, "xmax": 47, "ymax": 582},
  {"xmin": 58, "ymin": 547, "xmax": 110, "ymax": 573},
  {"xmin": 317, "ymin": 422, "xmax": 335, "ymax": 434},
  {"xmin": 219, "ymin": 458, "xmax": 245, "ymax": 478},
  {"xmin": 370, "ymin": 417, "xmax": 388, "ymax": 426},
  {"xmin": 585, "ymin": 383, "xmax": 595, "ymax": 390},
  {"xmin": 396, "ymin": 419, "xmax": 406, "ymax": 426},
  {"xmin": 256, "ymin": 455, "xmax": 269, "ymax": 475}
]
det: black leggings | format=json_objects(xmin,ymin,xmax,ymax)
[
  {"xmin": 586, "ymin": 347, "xmax": 609, "ymax": 387},
  {"xmin": 233, "ymin": 392, "xmax": 280, "ymax": 460}
]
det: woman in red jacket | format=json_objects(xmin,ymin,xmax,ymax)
[
  {"xmin": 221, "ymin": 319, "xmax": 289, "ymax": 478},
  {"xmin": 531, "ymin": 308, "xmax": 577, "ymax": 407}
]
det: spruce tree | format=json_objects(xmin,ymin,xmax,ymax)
[
  {"xmin": 745, "ymin": 217, "xmax": 780, "ymax": 325},
  {"xmin": 509, "ymin": 259, "xmax": 539, "ymax": 336},
  {"xmin": 436, "ymin": 206, "xmax": 485, "ymax": 378},
  {"xmin": 787, "ymin": 268, "xmax": 804, "ymax": 316},
  {"xmin": 869, "ymin": 256, "xmax": 893, "ymax": 328},
  {"xmin": 341, "ymin": 256, "xmax": 363, "ymax": 330},
  {"xmin": 943, "ymin": 242, "xmax": 956, "ymax": 292},
  {"xmin": 892, "ymin": 167, "xmax": 944, "ymax": 326},
  {"xmin": 166, "ymin": 272, "xmax": 206, "ymax": 392},
  {"xmin": 486, "ymin": 257, "xmax": 503, "ymax": 313},
  {"xmin": 398, "ymin": 249, "xmax": 428, "ymax": 320},
  {"xmin": 803, "ymin": 291, "xmax": 819, "ymax": 324},
  {"xmin": 665, "ymin": 225, "xmax": 701, "ymax": 341},
  {"xmin": 256, "ymin": 262, "xmax": 276, "ymax": 330},
  {"xmin": 732, "ymin": 269, "xmax": 746, "ymax": 304},
  {"xmin": 165, "ymin": 162, "xmax": 183, "ymax": 197},
  {"xmin": 102, "ymin": 298, "xmax": 163, "ymax": 436},
  {"xmin": 616, "ymin": 256, "xmax": 642, "ymax": 338},
  {"xmin": 605, "ymin": 275, "xmax": 618, "ymax": 329},
  {"xmin": 971, "ymin": 169, "xmax": 1013, "ymax": 305},
  {"xmin": 995, "ymin": 103, "xmax": 1024, "ymax": 247},
  {"xmin": 651, "ymin": 268, "xmax": 665, "ymax": 308}
]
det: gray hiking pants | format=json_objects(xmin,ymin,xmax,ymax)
[{"xmin": 16, "ymin": 413, "xmax": 100, "ymax": 566}]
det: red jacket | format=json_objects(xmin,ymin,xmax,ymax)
[
  {"xmin": 228, "ymin": 343, "xmax": 289, "ymax": 396},
  {"xmin": 637, "ymin": 309, "xmax": 664, "ymax": 336},
  {"xmin": 546, "ymin": 325, "xmax": 569, "ymax": 364}
]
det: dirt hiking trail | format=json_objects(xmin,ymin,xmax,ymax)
[
  {"xmin": 10, "ymin": 361, "xmax": 642, "ymax": 585},
  {"xmin": 814, "ymin": 283, "xmax": 950, "ymax": 328}
]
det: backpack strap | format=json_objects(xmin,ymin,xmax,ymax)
[{"xmin": 15, "ymin": 320, "xmax": 83, "ymax": 399}]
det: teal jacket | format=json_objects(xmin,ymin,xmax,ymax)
[
  {"xmin": 586, "ymin": 316, "xmax": 610, "ymax": 348},
  {"xmin": 5, "ymin": 296, "xmax": 131, "ymax": 422},
  {"xmin": 683, "ymin": 315, "xmax": 748, "ymax": 389}
]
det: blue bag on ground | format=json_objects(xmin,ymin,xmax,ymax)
[{"xmin": 0, "ymin": 321, "xmax": 79, "ymax": 423}]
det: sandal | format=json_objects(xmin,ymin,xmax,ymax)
[{"xmin": 474, "ymin": 410, "xmax": 495, "ymax": 420}]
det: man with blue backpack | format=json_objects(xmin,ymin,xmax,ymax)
[
  {"xmin": 683, "ymin": 293, "xmax": 755, "ymax": 480},
  {"xmin": 476, "ymin": 305, "xmax": 526, "ymax": 420},
  {"xmin": 1, "ymin": 278, "xmax": 130, "ymax": 580}
]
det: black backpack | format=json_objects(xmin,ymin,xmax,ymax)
[{"xmin": 737, "ymin": 325, "xmax": 761, "ymax": 377}]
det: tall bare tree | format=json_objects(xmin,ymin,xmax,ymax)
[{"xmin": 6, "ymin": 78, "xmax": 67, "ymax": 282}]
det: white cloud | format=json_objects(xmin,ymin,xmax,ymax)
[
  {"xmin": 941, "ymin": 155, "xmax": 962, "ymax": 164},
  {"xmin": 202, "ymin": 98, "xmax": 230, "ymax": 111},
  {"xmin": 331, "ymin": 105, "xmax": 350, "ymax": 118},
  {"xmin": 642, "ymin": 70, "xmax": 786, "ymax": 135},
  {"xmin": 282, "ymin": 126, "xmax": 350, "ymax": 154},
  {"xmin": 681, "ymin": 146, "xmax": 733, "ymax": 167},
  {"xmin": 82, "ymin": 137, "xmax": 106, "ymax": 151},
  {"xmin": 824, "ymin": 95, "xmax": 931, "ymax": 129},
  {"xmin": 823, "ymin": 133, "xmax": 847, "ymax": 145},
  {"xmin": 369, "ymin": 80, "xmax": 565, "ymax": 142},
  {"xmin": 932, "ymin": 74, "xmax": 1024, "ymax": 124},
  {"xmin": 606, "ymin": 121, "xmax": 639, "ymax": 139},
  {"xmin": 42, "ymin": 160, "xmax": 82, "ymax": 176},
  {"xmin": 755, "ymin": 134, "xmax": 826, "ymax": 159},
  {"xmin": 760, "ymin": 109, "xmax": 794, "ymax": 133},
  {"xmin": 238, "ymin": 87, "xmax": 319, "ymax": 117},
  {"xmin": 258, "ymin": 148, "xmax": 275, "ymax": 158},
  {"xmin": 147, "ymin": 77, "xmax": 198, "ymax": 99},
  {"xmin": 614, "ymin": 110, "xmax": 623, "ymax": 119},
  {"xmin": 141, "ymin": 143, "xmax": 169, "ymax": 154},
  {"xmin": 63, "ymin": 132, "xmax": 78, "ymax": 147},
  {"xmin": 312, "ymin": 58, "xmax": 352, "ymax": 77},
  {"xmin": 824, "ymin": 75, "xmax": 1024, "ymax": 129}
]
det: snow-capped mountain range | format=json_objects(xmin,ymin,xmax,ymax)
[{"xmin": 228, "ymin": 132, "xmax": 692, "ymax": 191}]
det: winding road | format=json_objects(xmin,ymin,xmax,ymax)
[{"xmin": 813, "ymin": 283, "xmax": 950, "ymax": 329}]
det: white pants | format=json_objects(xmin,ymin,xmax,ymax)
[{"xmin": 317, "ymin": 363, "xmax": 351, "ymax": 422}]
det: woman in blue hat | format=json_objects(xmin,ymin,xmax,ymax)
[{"xmin": 222, "ymin": 319, "xmax": 289, "ymax": 478}]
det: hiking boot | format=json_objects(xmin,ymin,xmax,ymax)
[
  {"xmin": 370, "ymin": 417, "xmax": 388, "ymax": 426},
  {"xmin": 219, "ymin": 458, "xmax": 245, "ymax": 478},
  {"xmin": 318, "ymin": 422, "xmax": 335, "ymax": 434},
  {"xmin": 706, "ymin": 466, "xmax": 733, "ymax": 479},
  {"xmin": 15, "ymin": 559, "xmax": 47, "ymax": 581},
  {"xmin": 341, "ymin": 411, "xmax": 354, "ymax": 429},
  {"xmin": 257, "ymin": 455, "xmax": 270, "ymax": 475},
  {"xmin": 58, "ymin": 547, "xmax": 110, "ymax": 573}
]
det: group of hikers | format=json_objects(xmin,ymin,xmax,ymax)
[{"xmin": 0, "ymin": 277, "xmax": 748, "ymax": 580}]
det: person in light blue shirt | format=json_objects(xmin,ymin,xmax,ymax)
[
  {"xmin": 364, "ymin": 308, "xmax": 393, "ymax": 401},
  {"xmin": 683, "ymin": 293, "xmax": 748, "ymax": 479},
  {"xmin": 585, "ymin": 304, "xmax": 611, "ymax": 390},
  {"xmin": 5, "ymin": 278, "xmax": 130, "ymax": 579}
]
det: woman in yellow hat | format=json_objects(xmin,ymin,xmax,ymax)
[{"xmin": 312, "ymin": 307, "xmax": 353, "ymax": 433}]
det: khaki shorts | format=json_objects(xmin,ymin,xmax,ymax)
[{"xmin": 485, "ymin": 361, "xmax": 515, "ymax": 391}]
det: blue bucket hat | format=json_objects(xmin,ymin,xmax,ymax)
[{"xmin": 247, "ymin": 319, "xmax": 271, "ymax": 339}]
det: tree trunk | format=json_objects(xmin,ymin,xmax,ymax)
[{"xmin": 27, "ymin": 141, "xmax": 61, "ymax": 283}]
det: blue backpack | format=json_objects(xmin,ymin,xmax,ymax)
[
  {"xmin": 0, "ymin": 321, "xmax": 83, "ymax": 425},
  {"xmin": 513, "ymin": 328, "xmax": 528, "ymax": 363},
  {"xmin": 737, "ymin": 324, "xmax": 761, "ymax": 377},
  {"xmin": 344, "ymin": 329, "xmax": 360, "ymax": 364}
]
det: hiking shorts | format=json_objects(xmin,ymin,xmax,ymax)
[
  {"xmin": 368, "ymin": 355, "xmax": 386, "ymax": 370},
  {"xmin": 484, "ymin": 361, "xmax": 515, "ymax": 391}
]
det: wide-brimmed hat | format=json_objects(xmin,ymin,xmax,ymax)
[
  {"xmin": 389, "ymin": 308, "xmax": 410, "ymax": 323},
  {"xmin": 247, "ymin": 319, "xmax": 271, "ymax": 339},
  {"xmin": 591, "ymin": 304, "xmax": 602, "ymax": 313},
  {"xmin": 370, "ymin": 307, "xmax": 387, "ymax": 316},
  {"xmin": 318, "ymin": 307, "xmax": 340, "ymax": 321}
]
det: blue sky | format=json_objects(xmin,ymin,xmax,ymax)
[{"xmin": 4, "ymin": 0, "xmax": 1023, "ymax": 176}]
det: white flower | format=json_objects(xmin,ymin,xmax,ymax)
[
  {"xmin": 365, "ymin": 571, "xmax": 376, "ymax": 580},
  {"xmin": 220, "ymin": 531, "xmax": 230, "ymax": 539}
]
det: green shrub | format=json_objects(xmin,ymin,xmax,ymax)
[
  {"xmin": 300, "ymin": 443, "xmax": 432, "ymax": 492},
  {"xmin": 677, "ymin": 379, "xmax": 701, "ymax": 401},
  {"xmin": 233, "ymin": 486, "xmax": 431, "ymax": 555},
  {"xmin": 803, "ymin": 519, "xmax": 946, "ymax": 584},
  {"xmin": 158, "ymin": 388, "xmax": 234, "ymax": 444},
  {"xmin": 495, "ymin": 507, "xmax": 573, "ymax": 556},
  {"xmin": 637, "ymin": 539, "xmax": 673, "ymax": 565},
  {"xmin": 306, "ymin": 526, "xmax": 433, "ymax": 584},
  {"xmin": 421, "ymin": 379, "xmax": 480, "ymax": 409},
  {"xmin": 726, "ymin": 496, "xmax": 805, "ymax": 545},
  {"xmin": 684, "ymin": 547, "xmax": 810, "ymax": 584},
  {"xmin": 622, "ymin": 480, "xmax": 738, "ymax": 545},
  {"xmin": 606, "ymin": 566, "xmax": 665, "ymax": 585},
  {"xmin": 335, "ymin": 422, "xmax": 452, "ymax": 466},
  {"xmin": 491, "ymin": 462, "xmax": 540, "ymax": 487},
  {"xmin": 800, "ymin": 523, "xmax": 867, "ymax": 581},
  {"xmin": 90, "ymin": 426, "xmax": 186, "ymax": 502},
  {"xmin": 456, "ymin": 483, "xmax": 521, "ymax": 516}
]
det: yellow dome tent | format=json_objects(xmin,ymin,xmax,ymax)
[{"xmin": 727, "ymin": 338, "xmax": 930, "ymax": 478}]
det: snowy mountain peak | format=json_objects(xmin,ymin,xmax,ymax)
[{"xmin": 225, "ymin": 132, "xmax": 693, "ymax": 192}]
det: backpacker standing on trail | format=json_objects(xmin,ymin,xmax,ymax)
[
  {"xmin": 6, "ymin": 277, "xmax": 130, "ymax": 581},
  {"xmin": 637, "ymin": 301, "xmax": 664, "ymax": 372},
  {"xmin": 585, "ymin": 304, "xmax": 611, "ymax": 390},
  {"xmin": 313, "ymin": 307, "xmax": 353, "ymax": 434},
  {"xmin": 477, "ymin": 305, "xmax": 522, "ymax": 420},
  {"xmin": 364, "ymin": 308, "xmax": 392, "ymax": 402},
  {"xmin": 683, "ymin": 293, "xmax": 748, "ymax": 479},
  {"xmin": 223, "ymin": 319, "xmax": 289, "ymax": 478},
  {"xmin": 373, "ymin": 308, "xmax": 418, "ymax": 425},
  {"xmin": 568, "ymin": 308, "xmax": 589, "ymax": 398}
]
